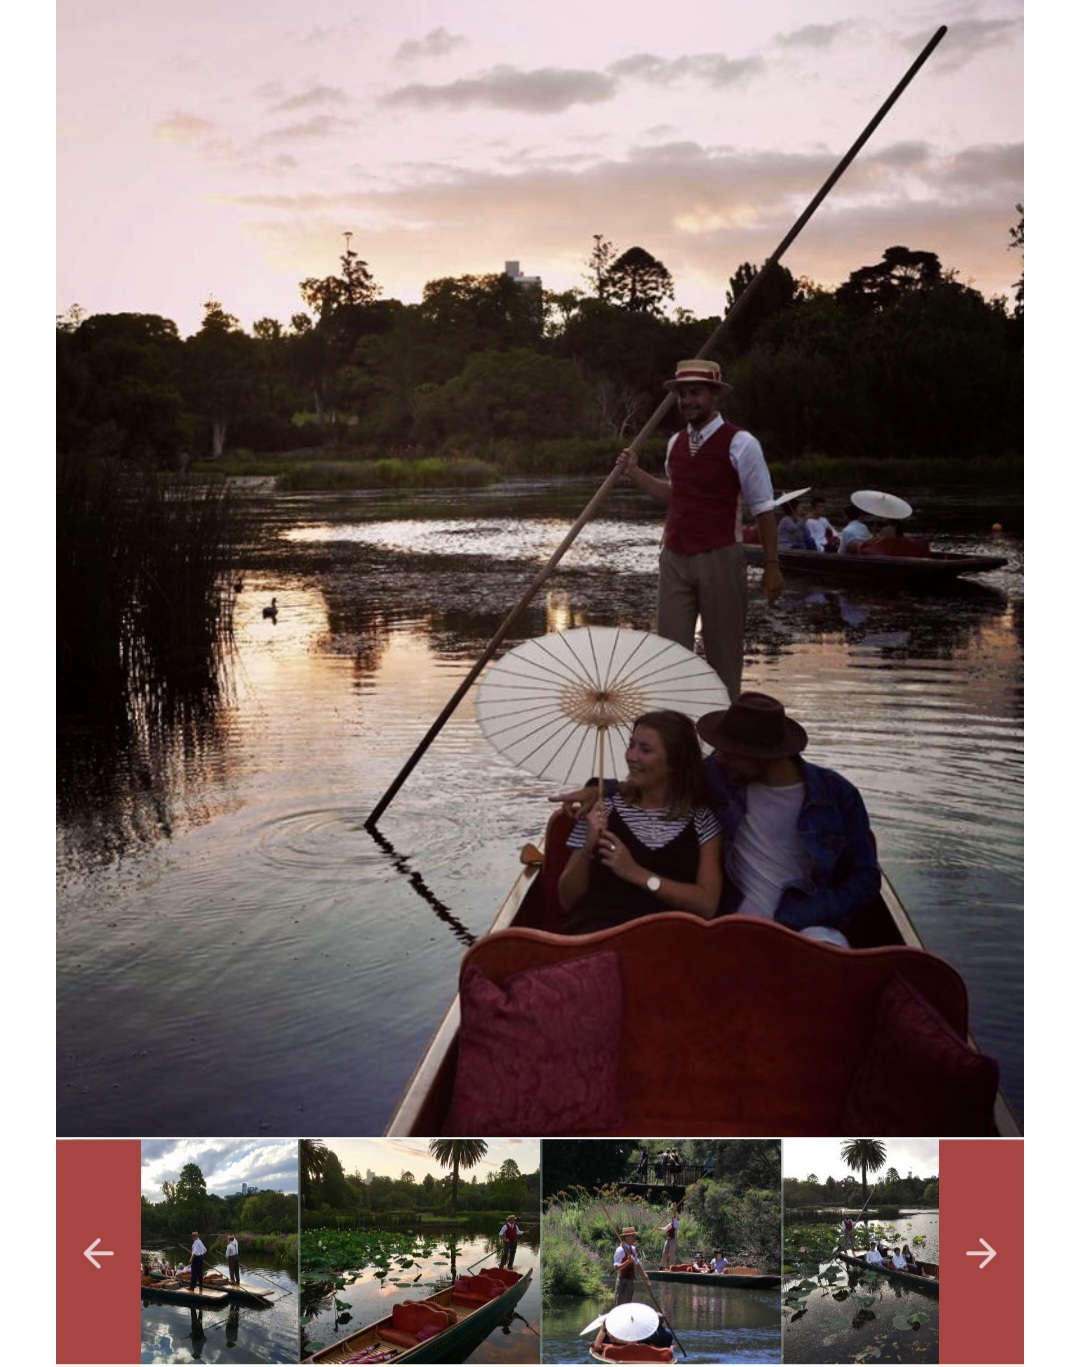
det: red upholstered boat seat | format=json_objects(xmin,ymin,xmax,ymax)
[
  {"xmin": 540, "ymin": 809, "xmax": 576, "ymax": 927},
  {"xmin": 480, "ymin": 1268, "xmax": 521, "ymax": 1287},
  {"xmin": 379, "ymin": 1300, "xmax": 452, "ymax": 1348},
  {"xmin": 597, "ymin": 1344, "xmax": 676, "ymax": 1362},
  {"xmin": 450, "ymin": 1274, "xmax": 503, "ymax": 1306},
  {"xmin": 417, "ymin": 1297, "xmax": 459, "ymax": 1324},
  {"xmin": 455, "ymin": 912, "xmax": 972, "ymax": 1134},
  {"xmin": 860, "ymin": 536, "xmax": 932, "ymax": 557}
]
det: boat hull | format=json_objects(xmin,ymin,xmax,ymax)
[
  {"xmin": 837, "ymin": 1252, "xmax": 940, "ymax": 1297},
  {"xmin": 744, "ymin": 543, "xmax": 1007, "ymax": 583},
  {"xmin": 645, "ymin": 1268, "xmax": 780, "ymax": 1288},
  {"xmin": 304, "ymin": 1266, "xmax": 532, "ymax": 1364},
  {"xmin": 140, "ymin": 1281, "xmax": 230, "ymax": 1307}
]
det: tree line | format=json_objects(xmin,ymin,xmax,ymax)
[
  {"xmin": 300, "ymin": 1139, "xmax": 539, "ymax": 1224},
  {"xmin": 57, "ymin": 215, "xmax": 1023, "ymax": 475},
  {"xmin": 141, "ymin": 1160, "xmax": 297, "ymax": 1238},
  {"xmin": 783, "ymin": 1168, "xmax": 939, "ymax": 1211}
]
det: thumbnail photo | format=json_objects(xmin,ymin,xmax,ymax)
[
  {"xmin": 299, "ymin": 1138, "xmax": 540, "ymax": 1363},
  {"xmin": 541, "ymin": 1139, "xmax": 781, "ymax": 1363},
  {"xmin": 783, "ymin": 1139, "xmax": 939, "ymax": 1364},
  {"xmin": 140, "ymin": 1138, "xmax": 299, "ymax": 1363}
]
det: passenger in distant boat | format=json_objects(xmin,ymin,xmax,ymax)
[
  {"xmin": 558, "ymin": 711, "xmax": 721, "ymax": 936},
  {"xmin": 614, "ymin": 357, "xmax": 782, "ymax": 699},
  {"xmin": 692, "ymin": 1252, "xmax": 709, "ymax": 1272},
  {"xmin": 890, "ymin": 1248, "xmax": 908, "ymax": 1270},
  {"xmin": 839, "ymin": 506, "xmax": 874, "ymax": 553},
  {"xmin": 778, "ymin": 499, "xmax": 814, "ymax": 550},
  {"xmin": 864, "ymin": 1246, "xmax": 885, "ymax": 1267},
  {"xmin": 901, "ymin": 1243, "xmax": 923, "ymax": 1274},
  {"xmin": 711, "ymin": 1250, "xmax": 729, "ymax": 1274},
  {"xmin": 613, "ymin": 1227, "xmax": 642, "ymax": 1305},
  {"xmin": 805, "ymin": 497, "xmax": 838, "ymax": 551}
]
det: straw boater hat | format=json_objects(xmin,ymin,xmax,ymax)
[
  {"xmin": 663, "ymin": 358, "xmax": 732, "ymax": 392},
  {"xmin": 621, "ymin": 1226, "xmax": 638, "ymax": 1238},
  {"xmin": 696, "ymin": 692, "xmax": 808, "ymax": 759}
]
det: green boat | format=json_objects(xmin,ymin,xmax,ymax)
[
  {"xmin": 645, "ymin": 1267, "xmax": 780, "ymax": 1288},
  {"xmin": 304, "ymin": 1265, "xmax": 533, "ymax": 1363}
]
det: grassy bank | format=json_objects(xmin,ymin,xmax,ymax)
[{"xmin": 197, "ymin": 439, "xmax": 1023, "ymax": 493}]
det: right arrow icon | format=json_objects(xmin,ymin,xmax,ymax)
[{"xmin": 965, "ymin": 1238, "xmax": 996, "ymax": 1269}]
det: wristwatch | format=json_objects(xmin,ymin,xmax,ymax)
[{"xmin": 646, "ymin": 874, "xmax": 661, "ymax": 893}]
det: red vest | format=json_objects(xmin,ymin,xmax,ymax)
[
  {"xmin": 505, "ymin": 1222, "xmax": 518, "ymax": 1242},
  {"xmin": 663, "ymin": 422, "xmax": 741, "ymax": 555}
]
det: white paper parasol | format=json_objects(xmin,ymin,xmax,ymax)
[
  {"xmin": 771, "ymin": 486, "xmax": 812, "ymax": 510},
  {"xmin": 851, "ymin": 489, "xmax": 913, "ymax": 520},
  {"xmin": 603, "ymin": 1303, "xmax": 661, "ymax": 1342},
  {"xmin": 476, "ymin": 626, "xmax": 729, "ymax": 788}
]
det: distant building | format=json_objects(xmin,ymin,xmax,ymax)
[
  {"xmin": 365, "ymin": 1169, "xmax": 375, "ymax": 1185},
  {"xmin": 505, "ymin": 260, "xmax": 542, "ymax": 289}
]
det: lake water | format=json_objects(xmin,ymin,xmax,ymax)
[
  {"xmin": 543, "ymin": 1285, "xmax": 782, "ymax": 1363},
  {"xmin": 140, "ymin": 1251, "xmax": 298, "ymax": 1363},
  {"xmin": 301, "ymin": 1228, "xmax": 541, "ymax": 1362},
  {"xmin": 57, "ymin": 480, "xmax": 1023, "ymax": 1136}
]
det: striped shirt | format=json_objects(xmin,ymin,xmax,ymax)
[{"xmin": 568, "ymin": 792, "xmax": 719, "ymax": 852}]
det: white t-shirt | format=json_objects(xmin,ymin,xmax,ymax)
[
  {"xmin": 865, "ymin": 1249, "xmax": 883, "ymax": 1266},
  {"xmin": 840, "ymin": 518, "xmax": 872, "ymax": 553},
  {"xmin": 712, "ymin": 1256, "xmax": 728, "ymax": 1273},
  {"xmin": 614, "ymin": 1243, "xmax": 638, "ymax": 1269},
  {"xmin": 191, "ymin": 1239, "xmax": 207, "ymax": 1257},
  {"xmin": 805, "ymin": 515, "xmax": 835, "ymax": 550},
  {"xmin": 729, "ymin": 782, "xmax": 808, "ymax": 917}
]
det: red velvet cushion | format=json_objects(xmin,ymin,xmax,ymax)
[
  {"xmin": 443, "ymin": 950, "xmax": 621, "ymax": 1134},
  {"xmin": 842, "ymin": 972, "xmax": 999, "ymax": 1136},
  {"xmin": 413, "ymin": 1323, "xmax": 441, "ymax": 1342}
]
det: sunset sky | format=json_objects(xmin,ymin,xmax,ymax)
[{"xmin": 57, "ymin": 0, "xmax": 1023, "ymax": 338}]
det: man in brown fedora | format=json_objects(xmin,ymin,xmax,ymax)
[
  {"xmin": 616, "ymin": 358, "xmax": 782, "ymax": 699},
  {"xmin": 695, "ymin": 692, "xmax": 879, "ymax": 943},
  {"xmin": 613, "ymin": 1226, "xmax": 642, "ymax": 1304}
]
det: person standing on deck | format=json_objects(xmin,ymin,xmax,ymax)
[
  {"xmin": 189, "ymin": 1231, "xmax": 207, "ymax": 1293},
  {"xmin": 498, "ymin": 1214, "xmax": 520, "ymax": 1268},
  {"xmin": 616, "ymin": 358, "xmax": 782, "ymax": 700},
  {"xmin": 841, "ymin": 1216, "xmax": 855, "ymax": 1252},
  {"xmin": 659, "ymin": 1210, "xmax": 679, "ymax": 1267},
  {"xmin": 614, "ymin": 1227, "xmax": 642, "ymax": 1304},
  {"xmin": 226, "ymin": 1234, "xmax": 240, "ymax": 1284}
]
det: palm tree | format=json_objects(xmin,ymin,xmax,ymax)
[
  {"xmin": 840, "ymin": 1139, "xmax": 887, "ymax": 1239},
  {"xmin": 428, "ymin": 1140, "xmax": 489, "ymax": 1216},
  {"xmin": 300, "ymin": 1139, "xmax": 330, "ymax": 1209}
]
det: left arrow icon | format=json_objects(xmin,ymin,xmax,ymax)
[{"xmin": 84, "ymin": 1238, "xmax": 114, "ymax": 1270}]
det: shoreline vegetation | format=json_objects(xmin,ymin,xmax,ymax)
[{"xmin": 196, "ymin": 441, "xmax": 1023, "ymax": 494}]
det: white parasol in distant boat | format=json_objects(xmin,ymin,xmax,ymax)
[
  {"xmin": 771, "ymin": 486, "xmax": 812, "ymax": 510},
  {"xmin": 851, "ymin": 489, "xmax": 913, "ymax": 520},
  {"xmin": 476, "ymin": 626, "xmax": 729, "ymax": 790}
]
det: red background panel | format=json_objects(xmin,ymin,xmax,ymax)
[
  {"xmin": 57, "ymin": 1140, "xmax": 142, "ymax": 1365},
  {"xmin": 940, "ymin": 1138, "xmax": 1023, "ymax": 1364}
]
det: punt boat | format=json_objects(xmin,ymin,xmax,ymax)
[
  {"xmin": 387, "ymin": 812, "xmax": 1019, "ymax": 1138},
  {"xmin": 588, "ymin": 1345, "xmax": 675, "ymax": 1364},
  {"xmin": 644, "ymin": 1265, "xmax": 780, "ymax": 1288},
  {"xmin": 303, "ymin": 1265, "xmax": 532, "ymax": 1364},
  {"xmin": 837, "ymin": 1252, "xmax": 940, "ymax": 1297},
  {"xmin": 743, "ymin": 542, "xmax": 1007, "ymax": 585},
  {"xmin": 139, "ymin": 1277, "xmax": 229, "ymax": 1307},
  {"xmin": 172, "ymin": 1269, "xmax": 274, "ymax": 1302}
]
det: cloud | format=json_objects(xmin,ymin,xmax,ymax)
[
  {"xmin": 773, "ymin": 22, "xmax": 852, "ymax": 51},
  {"xmin": 381, "ymin": 65, "xmax": 617, "ymax": 113},
  {"xmin": 270, "ymin": 85, "xmax": 349, "ymax": 114},
  {"xmin": 396, "ymin": 27, "xmax": 467, "ymax": 62},
  {"xmin": 903, "ymin": 16, "xmax": 1022, "ymax": 72},
  {"xmin": 153, "ymin": 111, "xmax": 217, "ymax": 142},
  {"xmin": 261, "ymin": 114, "xmax": 355, "ymax": 144},
  {"xmin": 608, "ymin": 52, "xmax": 765, "ymax": 88},
  {"xmin": 141, "ymin": 1139, "xmax": 297, "ymax": 1199}
]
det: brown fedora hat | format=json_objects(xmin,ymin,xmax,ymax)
[
  {"xmin": 696, "ymin": 692, "xmax": 808, "ymax": 759},
  {"xmin": 663, "ymin": 358, "xmax": 732, "ymax": 392}
]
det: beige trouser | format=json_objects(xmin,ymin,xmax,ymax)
[{"xmin": 657, "ymin": 543, "xmax": 747, "ymax": 701}]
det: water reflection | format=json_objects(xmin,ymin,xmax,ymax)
[{"xmin": 57, "ymin": 485, "xmax": 1023, "ymax": 1136}]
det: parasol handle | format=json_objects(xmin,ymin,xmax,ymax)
[{"xmin": 363, "ymin": 24, "xmax": 947, "ymax": 829}]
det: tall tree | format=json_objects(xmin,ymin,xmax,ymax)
[
  {"xmin": 606, "ymin": 246, "xmax": 675, "ymax": 316},
  {"xmin": 584, "ymin": 234, "xmax": 618, "ymax": 300},
  {"xmin": 300, "ymin": 1139, "xmax": 329, "ymax": 1206},
  {"xmin": 427, "ymin": 1140, "xmax": 488, "ymax": 1216},
  {"xmin": 836, "ymin": 246, "xmax": 942, "ymax": 312},
  {"xmin": 840, "ymin": 1139, "xmax": 887, "ymax": 1233},
  {"xmin": 1008, "ymin": 203, "xmax": 1024, "ymax": 316}
]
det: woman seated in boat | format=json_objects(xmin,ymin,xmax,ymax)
[
  {"xmin": 889, "ymin": 1247, "xmax": 908, "ymax": 1271},
  {"xmin": 691, "ymin": 1252, "xmax": 709, "ymax": 1272},
  {"xmin": 901, "ymin": 1243, "xmax": 923, "ymax": 1274},
  {"xmin": 558, "ymin": 710, "xmax": 721, "ymax": 936},
  {"xmin": 711, "ymin": 1250, "xmax": 729, "ymax": 1274},
  {"xmin": 778, "ymin": 499, "xmax": 814, "ymax": 550}
]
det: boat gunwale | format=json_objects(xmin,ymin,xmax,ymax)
[{"xmin": 835, "ymin": 1251, "xmax": 940, "ymax": 1297}]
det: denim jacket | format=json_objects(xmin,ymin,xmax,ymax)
[{"xmin": 703, "ymin": 756, "xmax": 881, "ymax": 932}]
